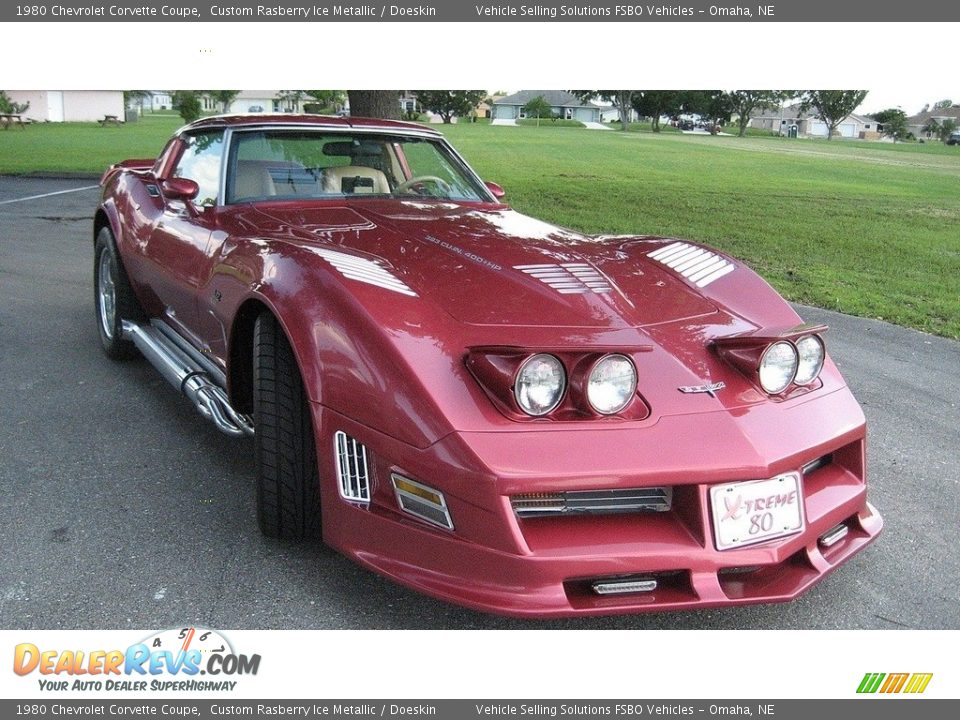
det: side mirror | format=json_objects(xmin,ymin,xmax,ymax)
[
  {"xmin": 484, "ymin": 181, "xmax": 506, "ymax": 200},
  {"xmin": 162, "ymin": 177, "xmax": 200, "ymax": 202}
]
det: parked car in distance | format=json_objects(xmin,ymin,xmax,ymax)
[
  {"xmin": 947, "ymin": 130, "xmax": 960, "ymax": 146},
  {"xmin": 93, "ymin": 114, "xmax": 882, "ymax": 617},
  {"xmin": 247, "ymin": 105, "xmax": 263, "ymax": 113}
]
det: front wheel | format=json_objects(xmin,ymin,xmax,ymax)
[
  {"xmin": 94, "ymin": 227, "xmax": 142, "ymax": 360},
  {"xmin": 253, "ymin": 312, "xmax": 322, "ymax": 541}
]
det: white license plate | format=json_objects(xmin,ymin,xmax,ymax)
[{"xmin": 709, "ymin": 473, "xmax": 805, "ymax": 551}]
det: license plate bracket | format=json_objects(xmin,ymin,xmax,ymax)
[{"xmin": 709, "ymin": 473, "xmax": 805, "ymax": 551}]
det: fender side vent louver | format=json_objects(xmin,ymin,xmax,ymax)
[
  {"xmin": 334, "ymin": 431, "xmax": 371, "ymax": 502},
  {"xmin": 647, "ymin": 241, "xmax": 734, "ymax": 287}
]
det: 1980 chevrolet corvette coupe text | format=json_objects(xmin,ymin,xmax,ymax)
[{"xmin": 94, "ymin": 114, "xmax": 882, "ymax": 617}]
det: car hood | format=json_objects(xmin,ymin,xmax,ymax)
[{"xmin": 249, "ymin": 201, "xmax": 720, "ymax": 328}]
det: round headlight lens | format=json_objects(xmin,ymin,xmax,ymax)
[
  {"xmin": 758, "ymin": 341, "xmax": 798, "ymax": 394},
  {"xmin": 514, "ymin": 354, "xmax": 566, "ymax": 416},
  {"xmin": 794, "ymin": 335, "xmax": 825, "ymax": 385},
  {"xmin": 587, "ymin": 354, "xmax": 638, "ymax": 415}
]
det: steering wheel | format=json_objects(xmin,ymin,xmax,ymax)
[{"xmin": 394, "ymin": 175, "xmax": 452, "ymax": 197}]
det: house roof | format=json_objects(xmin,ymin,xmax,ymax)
[
  {"xmin": 494, "ymin": 90, "xmax": 598, "ymax": 108},
  {"xmin": 751, "ymin": 103, "xmax": 873, "ymax": 125},
  {"xmin": 906, "ymin": 107, "xmax": 960, "ymax": 124}
]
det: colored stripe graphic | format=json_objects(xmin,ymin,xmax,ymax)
[
  {"xmin": 857, "ymin": 673, "xmax": 885, "ymax": 693},
  {"xmin": 880, "ymin": 673, "xmax": 909, "ymax": 693},
  {"xmin": 904, "ymin": 673, "xmax": 933, "ymax": 694},
  {"xmin": 857, "ymin": 672, "xmax": 932, "ymax": 694}
]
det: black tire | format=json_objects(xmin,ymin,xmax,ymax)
[
  {"xmin": 253, "ymin": 312, "xmax": 322, "ymax": 540},
  {"xmin": 94, "ymin": 226, "xmax": 143, "ymax": 360}
]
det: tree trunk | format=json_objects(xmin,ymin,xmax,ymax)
[
  {"xmin": 618, "ymin": 91, "xmax": 632, "ymax": 132},
  {"xmin": 347, "ymin": 91, "xmax": 400, "ymax": 120}
]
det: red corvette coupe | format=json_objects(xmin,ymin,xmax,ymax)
[{"xmin": 94, "ymin": 114, "xmax": 881, "ymax": 617}]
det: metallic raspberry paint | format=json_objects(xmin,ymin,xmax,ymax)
[{"xmin": 95, "ymin": 115, "xmax": 882, "ymax": 617}]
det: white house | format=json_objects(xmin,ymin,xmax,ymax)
[
  {"xmin": 7, "ymin": 91, "xmax": 124, "ymax": 123},
  {"xmin": 492, "ymin": 91, "xmax": 601, "ymax": 123},
  {"xmin": 906, "ymin": 106, "xmax": 960, "ymax": 139},
  {"xmin": 749, "ymin": 103, "xmax": 879, "ymax": 139}
]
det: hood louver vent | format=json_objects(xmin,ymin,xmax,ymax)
[
  {"xmin": 514, "ymin": 263, "xmax": 612, "ymax": 295},
  {"xmin": 316, "ymin": 248, "xmax": 417, "ymax": 297},
  {"xmin": 647, "ymin": 242, "xmax": 734, "ymax": 288},
  {"xmin": 334, "ymin": 431, "xmax": 371, "ymax": 502}
]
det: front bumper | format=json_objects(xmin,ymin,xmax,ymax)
[{"xmin": 313, "ymin": 388, "xmax": 883, "ymax": 618}]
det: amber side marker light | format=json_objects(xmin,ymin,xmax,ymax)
[{"xmin": 391, "ymin": 473, "xmax": 454, "ymax": 530}]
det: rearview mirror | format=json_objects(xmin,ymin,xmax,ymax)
[
  {"xmin": 484, "ymin": 181, "xmax": 506, "ymax": 200},
  {"xmin": 162, "ymin": 177, "xmax": 200, "ymax": 202}
]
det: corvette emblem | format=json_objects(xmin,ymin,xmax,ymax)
[{"xmin": 678, "ymin": 381, "xmax": 726, "ymax": 398}]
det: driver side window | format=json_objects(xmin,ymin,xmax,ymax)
[{"xmin": 173, "ymin": 131, "xmax": 224, "ymax": 207}]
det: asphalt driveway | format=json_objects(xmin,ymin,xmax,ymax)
[{"xmin": 0, "ymin": 177, "xmax": 957, "ymax": 630}]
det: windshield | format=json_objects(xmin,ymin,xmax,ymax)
[{"xmin": 226, "ymin": 129, "xmax": 491, "ymax": 204}]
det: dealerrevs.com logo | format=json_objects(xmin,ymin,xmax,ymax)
[{"xmin": 13, "ymin": 627, "xmax": 261, "ymax": 692}]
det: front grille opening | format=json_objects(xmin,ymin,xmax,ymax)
[
  {"xmin": 718, "ymin": 549, "xmax": 817, "ymax": 601},
  {"xmin": 802, "ymin": 453, "xmax": 833, "ymax": 476},
  {"xmin": 512, "ymin": 487, "xmax": 672, "ymax": 518},
  {"xmin": 334, "ymin": 431, "xmax": 371, "ymax": 502}
]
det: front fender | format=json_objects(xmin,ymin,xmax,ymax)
[{"xmin": 218, "ymin": 239, "xmax": 459, "ymax": 450}]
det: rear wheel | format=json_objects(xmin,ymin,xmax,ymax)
[
  {"xmin": 94, "ymin": 226, "xmax": 142, "ymax": 360},
  {"xmin": 253, "ymin": 312, "xmax": 322, "ymax": 540}
]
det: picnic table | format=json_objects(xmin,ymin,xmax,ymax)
[
  {"xmin": 99, "ymin": 115, "xmax": 121, "ymax": 127},
  {"xmin": 1, "ymin": 113, "xmax": 26, "ymax": 129}
]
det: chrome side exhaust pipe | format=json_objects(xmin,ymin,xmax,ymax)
[{"xmin": 121, "ymin": 319, "xmax": 254, "ymax": 438}]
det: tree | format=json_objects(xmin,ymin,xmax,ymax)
[
  {"xmin": 798, "ymin": 90, "xmax": 868, "ymax": 140},
  {"xmin": 305, "ymin": 90, "xmax": 346, "ymax": 113},
  {"xmin": 0, "ymin": 90, "xmax": 30, "ymax": 114},
  {"xmin": 123, "ymin": 90, "xmax": 151, "ymax": 115},
  {"xmin": 632, "ymin": 91, "xmax": 681, "ymax": 132},
  {"xmin": 922, "ymin": 118, "xmax": 941, "ymax": 139},
  {"xmin": 678, "ymin": 90, "xmax": 730, "ymax": 130},
  {"xmin": 207, "ymin": 91, "xmax": 240, "ymax": 113},
  {"xmin": 171, "ymin": 91, "xmax": 202, "ymax": 123},
  {"xmin": 276, "ymin": 90, "xmax": 305, "ymax": 112},
  {"xmin": 937, "ymin": 118, "xmax": 958, "ymax": 142},
  {"xmin": 869, "ymin": 108, "xmax": 910, "ymax": 141},
  {"xmin": 413, "ymin": 90, "xmax": 485, "ymax": 124},
  {"xmin": 724, "ymin": 91, "xmax": 792, "ymax": 137},
  {"xmin": 523, "ymin": 95, "xmax": 554, "ymax": 126},
  {"xmin": 571, "ymin": 91, "xmax": 634, "ymax": 131},
  {"xmin": 347, "ymin": 91, "xmax": 400, "ymax": 120},
  {"xmin": 933, "ymin": 99, "xmax": 954, "ymax": 110}
]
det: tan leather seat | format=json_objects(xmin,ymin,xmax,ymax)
[
  {"xmin": 322, "ymin": 166, "xmax": 391, "ymax": 195},
  {"xmin": 234, "ymin": 161, "xmax": 276, "ymax": 200}
]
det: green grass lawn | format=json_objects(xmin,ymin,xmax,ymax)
[
  {"xmin": 0, "ymin": 114, "xmax": 184, "ymax": 174},
  {"xmin": 3, "ymin": 119, "xmax": 958, "ymax": 338}
]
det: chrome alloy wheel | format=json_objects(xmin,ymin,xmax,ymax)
[{"xmin": 98, "ymin": 249, "xmax": 117, "ymax": 339}]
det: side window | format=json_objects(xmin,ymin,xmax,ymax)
[{"xmin": 173, "ymin": 131, "xmax": 224, "ymax": 206}]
